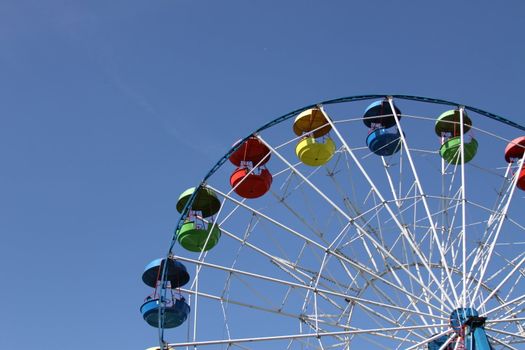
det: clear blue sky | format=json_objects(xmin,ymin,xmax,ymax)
[{"xmin": 1, "ymin": 1, "xmax": 524, "ymax": 349}]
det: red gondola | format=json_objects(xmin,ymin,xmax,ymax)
[
  {"xmin": 504, "ymin": 136, "xmax": 525, "ymax": 163},
  {"xmin": 228, "ymin": 136, "xmax": 273, "ymax": 198},
  {"xmin": 229, "ymin": 136, "xmax": 271, "ymax": 167},
  {"xmin": 230, "ymin": 167, "xmax": 273, "ymax": 199},
  {"xmin": 504, "ymin": 136, "xmax": 525, "ymax": 191}
]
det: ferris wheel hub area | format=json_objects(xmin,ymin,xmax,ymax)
[
  {"xmin": 450, "ymin": 307, "xmax": 482, "ymax": 334},
  {"xmin": 429, "ymin": 308, "xmax": 492, "ymax": 349}
]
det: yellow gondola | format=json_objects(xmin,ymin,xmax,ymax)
[
  {"xmin": 293, "ymin": 108, "xmax": 332, "ymax": 138},
  {"xmin": 293, "ymin": 108, "xmax": 335, "ymax": 166},
  {"xmin": 296, "ymin": 136, "xmax": 336, "ymax": 166}
]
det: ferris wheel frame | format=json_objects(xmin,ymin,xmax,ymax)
[{"xmin": 150, "ymin": 94, "xmax": 525, "ymax": 350}]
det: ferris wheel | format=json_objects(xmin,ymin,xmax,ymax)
[{"xmin": 140, "ymin": 95, "xmax": 525, "ymax": 350}]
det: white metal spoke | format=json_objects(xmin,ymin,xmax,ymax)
[
  {"xmin": 323, "ymin": 109, "xmax": 456, "ymax": 309},
  {"xmin": 387, "ymin": 98, "xmax": 460, "ymax": 306},
  {"xmin": 405, "ymin": 330, "xmax": 454, "ymax": 350},
  {"xmin": 176, "ymin": 254, "xmax": 448, "ymax": 321},
  {"xmin": 256, "ymin": 136, "xmax": 453, "ymax": 310},
  {"xmin": 211, "ymin": 185, "xmax": 447, "ymax": 312},
  {"xmin": 167, "ymin": 324, "xmax": 448, "ymax": 348},
  {"xmin": 471, "ymin": 152, "xmax": 525, "ymax": 305},
  {"xmin": 487, "ymin": 335, "xmax": 520, "ymax": 350},
  {"xmin": 458, "ymin": 106, "xmax": 467, "ymax": 307},
  {"xmin": 485, "ymin": 326, "xmax": 525, "ymax": 340},
  {"xmin": 478, "ymin": 254, "xmax": 525, "ymax": 310}
]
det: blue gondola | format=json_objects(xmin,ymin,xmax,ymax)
[
  {"xmin": 140, "ymin": 297, "xmax": 190, "ymax": 329},
  {"xmin": 366, "ymin": 128, "xmax": 402, "ymax": 156},
  {"xmin": 363, "ymin": 100, "xmax": 402, "ymax": 129},
  {"xmin": 142, "ymin": 258, "xmax": 190, "ymax": 288}
]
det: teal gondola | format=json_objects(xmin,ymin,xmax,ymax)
[{"xmin": 140, "ymin": 297, "xmax": 190, "ymax": 329}]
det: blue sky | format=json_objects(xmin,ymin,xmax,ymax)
[{"xmin": 1, "ymin": 1, "xmax": 525, "ymax": 349}]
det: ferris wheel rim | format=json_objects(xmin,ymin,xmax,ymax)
[{"xmin": 167, "ymin": 95, "xmax": 525, "ymax": 255}]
